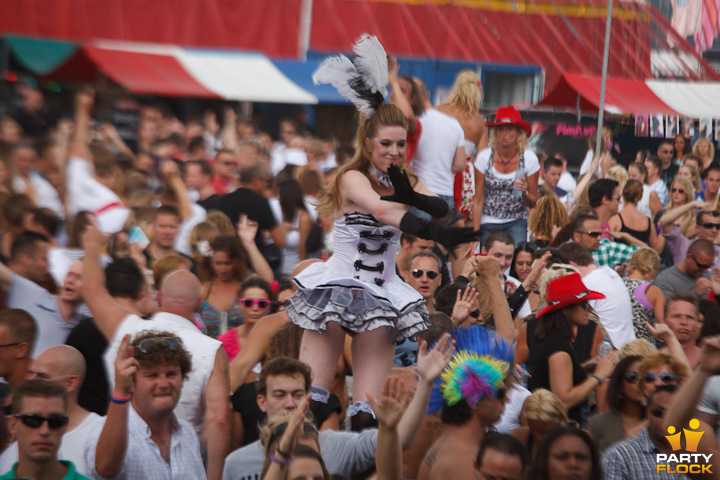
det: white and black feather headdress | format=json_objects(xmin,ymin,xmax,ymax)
[{"xmin": 313, "ymin": 34, "xmax": 389, "ymax": 117}]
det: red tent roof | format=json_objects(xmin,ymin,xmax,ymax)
[{"xmin": 1, "ymin": 0, "xmax": 716, "ymax": 91}]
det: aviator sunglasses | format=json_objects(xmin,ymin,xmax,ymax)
[
  {"xmin": 14, "ymin": 413, "xmax": 69, "ymax": 429},
  {"xmin": 411, "ymin": 269, "xmax": 439, "ymax": 280}
]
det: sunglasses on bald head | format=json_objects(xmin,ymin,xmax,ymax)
[{"xmin": 13, "ymin": 413, "xmax": 69, "ymax": 429}]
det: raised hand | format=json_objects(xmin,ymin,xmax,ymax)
[
  {"xmin": 524, "ymin": 251, "xmax": 551, "ymax": 289},
  {"xmin": 367, "ymin": 375, "xmax": 408, "ymax": 429},
  {"xmin": 451, "ymin": 286, "xmax": 480, "ymax": 326},
  {"xmin": 595, "ymin": 350, "xmax": 617, "ymax": 379},
  {"xmin": 416, "ymin": 333, "xmax": 455, "ymax": 386},
  {"xmin": 645, "ymin": 321, "xmax": 677, "ymax": 345},
  {"xmin": 380, "ymin": 164, "xmax": 417, "ymax": 205},
  {"xmin": 698, "ymin": 336, "xmax": 720, "ymax": 374},
  {"xmin": 82, "ymin": 219, "xmax": 108, "ymax": 250},
  {"xmin": 76, "ymin": 87, "xmax": 95, "ymax": 114},
  {"xmin": 114, "ymin": 334, "xmax": 139, "ymax": 397},
  {"xmin": 277, "ymin": 394, "xmax": 310, "ymax": 456},
  {"xmin": 472, "ymin": 255, "xmax": 501, "ymax": 280},
  {"xmin": 237, "ymin": 214, "xmax": 259, "ymax": 245}
]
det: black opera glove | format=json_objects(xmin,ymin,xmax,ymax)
[{"xmin": 380, "ymin": 165, "xmax": 449, "ymax": 218}]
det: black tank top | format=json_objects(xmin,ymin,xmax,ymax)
[{"xmin": 619, "ymin": 213, "xmax": 651, "ymax": 245}]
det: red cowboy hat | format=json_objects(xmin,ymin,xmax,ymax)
[
  {"xmin": 485, "ymin": 106, "xmax": 532, "ymax": 137},
  {"xmin": 536, "ymin": 273, "xmax": 605, "ymax": 318}
]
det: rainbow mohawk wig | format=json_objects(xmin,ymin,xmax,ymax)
[{"xmin": 427, "ymin": 326, "xmax": 514, "ymax": 414}]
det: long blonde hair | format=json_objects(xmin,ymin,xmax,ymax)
[
  {"xmin": 445, "ymin": 70, "xmax": 483, "ymax": 117},
  {"xmin": 317, "ymin": 103, "xmax": 416, "ymax": 217},
  {"xmin": 693, "ymin": 137, "xmax": 715, "ymax": 162}
]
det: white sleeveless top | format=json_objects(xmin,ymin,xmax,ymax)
[{"xmin": 637, "ymin": 184, "xmax": 653, "ymax": 219}]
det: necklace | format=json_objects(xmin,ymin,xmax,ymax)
[
  {"xmin": 368, "ymin": 164, "xmax": 392, "ymax": 188},
  {"xmin": 496, "ymin": 150, "xmax": 515, "ymax": 165}
]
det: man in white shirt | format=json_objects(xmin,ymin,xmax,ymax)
[
  {"xmin": 0, "ymin": 345, "xmax": 102, "ymax": 475},
  {"xmin": 559, "ymin": 243, "xmax": 636, "ymax": 349},
  {"xmin": 81, "ymin": 224, "xmax": 229, "ymax": 480},
  {"xmin": 85, "ymin": 331, "xmax": 206, "ymax": 480},
  {"xmin": 11, "ymin": 144, "xmax": 64, "ymax": 221}
]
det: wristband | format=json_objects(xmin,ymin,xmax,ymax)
[
  {"xmin": 270, "ymin": 451, "xmax": 290, "ymax": 466},
  {"xmin": 111, "ymin": 392, "xmax": 132, "ymax": 404},
  {"xmin": 590, "ymin": 373, "xmax": 603, "ymax": 385}
]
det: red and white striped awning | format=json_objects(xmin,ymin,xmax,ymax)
[
  {"xmin": 539, "ymin": 73, "xmax": 720, "ymax": 117},
  {"xmin": 83, "ymin": 41, "xmax": 318, "ymax": 104}
]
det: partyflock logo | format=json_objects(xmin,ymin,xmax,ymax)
[{"xmin": 656, "ymin": 419, "xmax": 713, "ymax": 474}]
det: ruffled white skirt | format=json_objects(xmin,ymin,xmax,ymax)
[{"xmin": 287, "ymin": 262, "xmax": 429, "ymax": 342}]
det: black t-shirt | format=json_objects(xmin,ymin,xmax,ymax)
[
  {"xmin": 65, "ymin": 317, "xmax": 109, "ymax": 416},
  {"xmin": 218, "ymin": 188, "xmax": 278, "ymax": 248},
  {"xmin": 198, "ymin": 194, "xmax": 221, "ymax": 212},
  {"xmin": 527, "ymin": 330, "xmax": 588, "ymax": 425},
  {"xmin": 660, "ymin": 163, "xmax": 679, "ymax": 189}
]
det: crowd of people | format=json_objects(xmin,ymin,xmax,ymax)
[{"xmin": 1, "ymin": 39, "xmax": 720, "ymax": 480}]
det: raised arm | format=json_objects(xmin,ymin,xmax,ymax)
[
  {"xmin": 665, "ymin": 336, "xmax": 720, "ymax": 448},
  {"xmin": 369, "ymin": 375, "xmax": 408, "ymax": 480},
  {"xmin": 229, "ymin": 313, "xmax": 287, "ymax": 390},
  {"xmin": 572, "ymin": 155, "xmax": 601, "ymax": 200},
  {"xmin": 81, "ymin": 223, "xmax": 132, "ymax": 341},
  {"xmin": 397, "ymin": 334, "xmax": 454, "ymax": 450},
  {"xmin": 388, "ymin": 57, "xmax": 417, "ymax": 135},
  {"xmin": 237, "ymin": 214, "xmax": 274, "ymax": 283},
  {"xmin": 473, "ymin": 256, "xmax": 516, "ymax": 342},
  {"xmin": 69, "ymin": 88, "xmax": 94, "ymax": 161},
  {"xmin": 94, "ymin": 335, "xmax": 138, "ymax": 478},
  {"xmin": 161, "ymin": 160, "xmax": 192, "ymax": 221},
  {"xmin": 221, "ymin": 106, "xmax": 240, "ymax": 153},
  {"xmin": 659, "ymin": 200, "xmax": 708, "ymax": 233},
  {"xmin": 204, "ymin": 348, "xmax": 231, "ymax": 480}
]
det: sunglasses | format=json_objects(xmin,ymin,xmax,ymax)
[
  {"xmin": 700, "ymin": 222, "xmax": 720, "ymax": 230},
  {"xmin": 411, "ymin": 269, "xmax": 439, "ymax": 280},
  {"xmin": 624, "ymin": 371, "xmax": 639, "ymax": 383},
  {"xmin": 495, "ymin": 387, "xmax": 508, "ymax": 400},
  {"xmin": 14, "ymin": 413, "xmax": 69, "ymax": 429},
  {"xmin": 643, "ymin": 372, "xmax": 677, "ymax": 384},
  {"xmin": 650, "ymin": 407, "xmax": 666, "ymax": 418},
  {"xmin": 612, "ymin": 195, "xmax": 622, "ymax": 201},
  {"xmin": 137, "ymin": 337, "xmax": 179, "ymax": 354},
  {"xmin": 690, "ymin": 255, "xmax": 713, "ymax": 271},
  {"xmin": 240, "ymin": 298, "xmax": 271, "ymax": 309},
  {"xmin": 576, "ymin": 302, "xmax": 591, "ymax": 311},
  {"xmin": 578, "ymin": 231, "xmax": 602, "ymax": 238},
  {"xmin": 671, "ymin": 188, "xmax": 686, "ymax": 194},
  {"xmin": 0, "ymin": 342, "xmax": 20, "ymax": 349}
]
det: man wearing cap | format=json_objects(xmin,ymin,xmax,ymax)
[{"xmin": 418, "ymin": 327, "xmax": 515, "ymax": 480}]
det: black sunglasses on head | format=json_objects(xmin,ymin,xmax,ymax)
[
  {"xmin": 137, "ymin": 336, "xmax": 179, "ymax": 354},
  {"xmin": 411, "ymin": 269, "xmax": 439, "ymax": 280},
  {"xmin": 14, "ymin": 413, "xmax": 69, "ymax": 429}
]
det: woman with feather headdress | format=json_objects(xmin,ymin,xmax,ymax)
[{"xmin": 284, "ymin": 34, "xmax": 478, "ymax": 431}]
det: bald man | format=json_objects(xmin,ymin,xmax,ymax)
[
  {"xmin": 81, "ymin": 225, "xmax": 230, "ymax": 480},
  {"xmin": 0, "ymin": 345, "xmax": 102, "ymax": 475}
]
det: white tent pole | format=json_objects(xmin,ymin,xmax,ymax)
[
  {"xmin": 595, "ymin": 0, "xmax": 614, "ymax": 158},
  {"xmin": 298, "ymin": 0, "xmax": 314, "ymax": 61}
]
